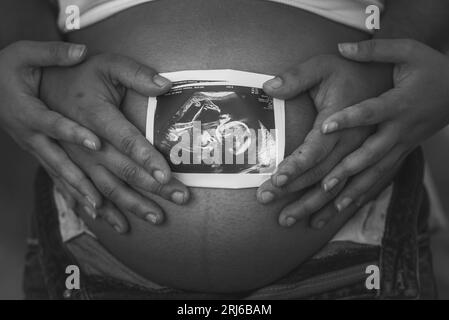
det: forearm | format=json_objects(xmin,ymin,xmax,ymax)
[
  {"xmin": 375, "ymin": 0, "xmax": 449, "ymax": 50},
  {"xmin": 0, "ymin": 0, "xmax": 61, "ymax": 49}
]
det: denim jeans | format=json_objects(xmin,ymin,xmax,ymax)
[{"xmin": 23, "ymin": 148, "xmax": 437, "ymax": 299}]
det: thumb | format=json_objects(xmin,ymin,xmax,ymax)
[
  {"xmin": 12, "ymin": 41, "xmax": 87, "ymax": 67},
  {"xmin": 338, "ymin": 39, "xmax": 423, "ymax": 64},
  {"xmin": 98, "ymin": 54, "xmax": 172, "ymax": 97},
  {"xmin": 263, "ymin": 55, "xmax": 330, "ymax": 100}
]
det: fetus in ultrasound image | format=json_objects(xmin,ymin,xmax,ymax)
[{"xmin": 153, "ymin": 84, "xmax": 278, "ymax": 174}]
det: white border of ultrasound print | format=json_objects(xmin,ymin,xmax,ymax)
[{"xmin": 146, "ymin": 70, "xmax": 285, "ymax": 189}]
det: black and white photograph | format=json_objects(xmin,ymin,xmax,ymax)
[
  {"xmin": 2, "ymin": 0, "xmax": 449, "ymax": 307},
  {"xmin": 146, "ymin": 71, "xmax": 285, "ymax": 188}
]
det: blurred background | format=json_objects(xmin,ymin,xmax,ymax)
[
  {"xmin": 0, "ymin": 131, "xmax": 37, "ymax": 299},
  {"xmin": 1, "ymin": 127, "xmax": 449, "ymax": 299}
]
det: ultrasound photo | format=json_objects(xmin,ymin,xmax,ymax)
[{"xmin": 146, "ymin": 70, "xmax": 285, "ymax": 188}]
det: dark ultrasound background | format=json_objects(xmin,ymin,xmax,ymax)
[{"xmin": 153, "ymin": 84, "xmax": 276, "ymax": 173}]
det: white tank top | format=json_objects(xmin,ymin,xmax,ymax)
[{"xmin": 57, "ymin": 0, "xmax": 385, "ymax": 33}]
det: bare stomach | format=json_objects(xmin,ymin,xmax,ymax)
[{"xmin": 68, "ymin": 0, "xmax": 378, "ymax": 292}]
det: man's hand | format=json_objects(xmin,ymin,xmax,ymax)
[
  {"xmin": 40, "ymin": 53, "xmax": 190, "ymax": 232},
  {"xmin": 318, "ymin": 39, "xmax": 449, "ymax": 209},
  {"xmin": 256, "ymin": 54, "xmax": 393, "ymax": 228}
]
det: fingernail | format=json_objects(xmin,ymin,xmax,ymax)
[
  {"xmin": 84, "ymin": 206, "xmax": 97, "ymax": 220},
  {"xmin": 265, "ymin": 77, "xmax": 283, "ymax": 89},
  {"xmin": 114, "ymin": 225, "xmax": 123, "ymax": 233},
  {"xmin": 171, "ymin": 191, "xmax": 186, "ymax": 204},
  {"xmin": 322, "ymin": 122, "xmax": 338, "ymax": 134},
  {"xmin": 315, "ymin": 220, "xmax": 326, "ymax": 229},
  {"xmin": 285, "ymin": 216, "xmax": 297, "ymax": 227},
  {"xmin": 153, "ymin": 75, "xmax": 171, "ymax": 87},
  {"xmin": 145, "ymin": 213, "xmax": 159, "ymax": 224},
  {"xmin": 69, "ymin": 44, "xmax": 87, "ymax": 60},
  {"xmin": 153, "ymin": 170, "xmax": 166, "ymax": 184},
  {"xmin": 323, "ymin": 178, "xmax": 339, "ymax": 192},
  {"xmin": 275, "ymin": 175, "xmax": 288, "ymax": 187},
  {"xmin": 85, "ymin": 196, "xmax": 97, "ymax": 209},
  {"xmin": 82, "ymin": 139, "xmax": 97, "ymax": 151},
  {"xmin": 336, "ymin": 197, "xmax": 353, "ymax": 212},
  {"xmin": 338, "ymin": 43, "xmax": 358, "ymax": 55},
  {"xmin": 259, "ymin": 191, "xmax": 275, "ymax": 204}
]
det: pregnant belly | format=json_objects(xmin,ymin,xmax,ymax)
[{"xmin": 68, "ymin": 0, "xmax": 373, "ymax": 292}]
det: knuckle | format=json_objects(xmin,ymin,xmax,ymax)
[
  {"xmin": 127, "ymin": 203, "xmax": 143, "ymax": 216},
  {"xmin": 98, "ymin": 183, "xmax": 117, "ymax": 199},
  {"xmin": 47, "ymin": 44, "xmax": 63, "ymax": 62},
  {"xmin": 120, "ymin": 134, "xmax": 139, "ymax": 156},
  {"xmin": 288, "ymin": 153, "xmax": 306, "ymax": 172},
  {"xmin": 285, "ymin": 65, "xmax": 301, "ymax": 79},
  {"xmin": 133, "ymin": 64, "xmax": 150, "ymax": 83},
  {"xmin": 141, "ymin": 147, "xmax": 154, "ymax": 168},
  {"xmin": 120, "ymin": 162, "xmax": 139, "ymax": 182},
  {"xmin": 309, "ymin": 141, "xmax": 331, "ymax": 163},
  {"xmin": 147, "ymin": 181, "xmax": 164, "ymax": 196},
  {"xmin": 363, "ymin": 40, "xmax": 378, "ymax": 56},
  {"xmin": 317, "ymin": 143, "xmax": 331, "ymax": 158},
  {"xmin": 155, "ymin": 183, "xmax": 164, "ymax": 196}
]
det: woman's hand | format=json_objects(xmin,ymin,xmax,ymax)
[
  {"xmin": 40, "ymin": 53, "xmax": 190, "ymax": 232},
  {"xmin": 319, "ymin": 39, "xmax": 449, "ymax": 208},
  {"xmin": 256, "ymin": 54, "xmax": 393, "ymax": 228},
  {"xmin": 0, "ymin": 40, "xmax": 104, "ymax": 208}
]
